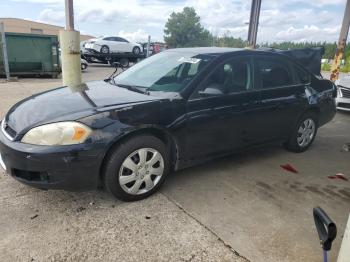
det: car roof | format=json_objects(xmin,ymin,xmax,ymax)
[
  {"xmin": 165, "ymin": 47, "xmax": 283, "ymax": 57},
  {"xmin": 166, "ymin": 47, "xmax": 245, "ymax": 54},
  {"xmin": 100, "ymin": 36, "xmax": 126, "ymax": 39}
]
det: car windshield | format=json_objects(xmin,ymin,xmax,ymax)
[{"xmin": 113, "ymin": 51, "xmax": 214, "ymax": 93}]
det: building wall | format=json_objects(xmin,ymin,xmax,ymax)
[{"xmin": 0, "ymin": 18, "xmax": 94, "ymax": 41}]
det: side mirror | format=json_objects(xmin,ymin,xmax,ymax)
[
  {"xmin": 313, "ymin": 207, "xmax": 337, "ymax": 251},
  {"xmin": 198, "ymin": 87, "xmax": 224, "ymax": 97}
]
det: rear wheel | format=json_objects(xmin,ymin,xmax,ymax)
[
  {"xmin": 100, "ymin": 45, "xmax": 110, "ymax": 54},
  {"xmin": 285, "ymin": 112, "xmax": 318, "ymax": 152},
  {"xmin": 104, "ymin": 135, "xmax": 170, "ymax": 201}
]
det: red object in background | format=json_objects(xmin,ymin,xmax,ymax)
[
  {"xmin": 280, "ymin": 164, "xmax": 299, "ymax": 174},
  {"xmin": 328, "ymin": 173, "xmax": 348, "ymax": 181},
  {"xmin": 153, "ymin": 44, "xmax": 161, "ymax": 54}
]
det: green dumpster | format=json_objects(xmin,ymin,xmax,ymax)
[{"xmin": 0, "ymin": 32, "xmax": 61, "ymax": 78}]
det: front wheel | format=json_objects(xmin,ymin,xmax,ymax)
[
  {"xmin": 100, "ymin": 45, "xmax": 110, "ymax": 54},
  {"xmin": 285, "ymin": 112, "xmax": 318, "ymax": 153},
  {"xmin": 104, "ymin": 135, "xmax": 170, "ymax": 201},
  {"xmin": 132, "ymin": 46, "xmax": 141, "ymax": 55}
]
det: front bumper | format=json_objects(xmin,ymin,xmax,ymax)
[
  {"xmin": 84, "ymin": 43, "xmax": 101, "ymax": 53},
  {"xmin": 0, "ymin": 128, "xmax": 104, "ymax": 191}
]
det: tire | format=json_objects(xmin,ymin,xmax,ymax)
[
  {"xmin": 132, "ymin": 46, "xmax": 141, "ymax": 55},
  {"xmin": 284, "ymin": 112, "xmax": 318, "ymax": 153},
  {"xmin": 81, "ymin": 64, "xmax": 87, "ymax": 71},
  {"xmin": 100, "ymin": 45, "xmax": 110, "ymax": 54},
  {"xmin": 119, "ymin": 58, "xmax": 129, "ymax": 68},
  {"xmin": 104, "ymin": 135, "xmax": 170, "ymax": 201}
]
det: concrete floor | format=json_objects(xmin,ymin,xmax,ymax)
[
  {"xmin": 0, "ymin": 65, "xmax": 245, "ymax": 262},
  {"xmin": 0, "ymin": 66, "xmax": 349, "ymax": 261},
  {"xmin": 162, "ymin": 110, "xmax": 350, "ymax": 262}
]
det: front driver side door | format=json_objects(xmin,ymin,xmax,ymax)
[{"xmin": 185, "ymin": 56, "xmax": 261, "ymax": 160}]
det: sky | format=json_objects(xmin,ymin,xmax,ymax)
[{"xmin": 0, "ymin": 0, "xmax": 346, "ymax": 43}]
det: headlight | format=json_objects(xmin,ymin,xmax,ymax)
[{"xmin": 21, "ymin": 122, "xmax": 91, "ymax": 146}]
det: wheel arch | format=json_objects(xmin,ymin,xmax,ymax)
[
  {"xmin": 98, "ymin": 127, "xmax": 179, "ymax": 184},
  {"xmin": 302, "ymin": 106, "xmax": 320, "ymax": 124}
]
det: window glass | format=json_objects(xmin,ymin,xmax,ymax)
[
  {"xmin": 192, "ymin": 57, "xmax": 252, "ymax": 97},
  {"xmin": 103, "ymin": 37, "xmax": 113, "ymax": 41},
  {"xmin": 31, "ymin": 28, "xmax": 43, "ymax": 34},
  {"xmin": 294, "ymin": 66, "xmax": 311, "ymax": 84},
  {"xmin": 257, "ymin": 58, "xmax": 292, "ymax": 88},
  {"xmin": 119, "ymin": 38, "xmax": 129, "ymax": 43},
  {"xmin": 187, "ymin": 62, "xmax": 200, "ymax": 76},
  {"xmin": 114, "ymin": 51, "xmax": 214, "ymax": 92}
]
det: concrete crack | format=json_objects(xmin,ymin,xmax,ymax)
[{"xmin": 161, "ymin": 193, "xmax": 251, "ymax": 262}]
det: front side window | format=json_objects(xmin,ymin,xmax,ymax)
[
  {"xmin": 114, "ymin": 51, "xmax": 214, "ymax": 93},
  {"xmin": 256, "ymin": 58, "xmax": 292, "ymax": 89},
  {"xmin": 103, "ymin": 37, "xmax": 113, "ymax": 41},
  {"xmin": 191, "ymin": 57, "xmax": 252, "ymax": 98}
]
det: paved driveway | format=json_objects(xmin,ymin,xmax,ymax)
[
  {"xmin": 0, "ymin": 67, "xmax": 349, "ymax": 261},
  {"xmin": 0, "ymin": 66, "xmax": 245, "ymax": 262},
  {"xmin": 162, "ymin": 111, "xmax": 350, "ymax": 262}
]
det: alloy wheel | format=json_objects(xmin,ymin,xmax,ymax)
[
  {"xmin": 118, "ymin": 148, "xmax": 164, "ymax": 195},
  {"xmin": 297, "ymin": 118, "xmax": 316, "ymax": 147},
  {"xmin": 101, "ymin": 46, "xmax": 109, "ymax": 53},
  {"xmin": 133, "ymin": 47, "xmax": 140, "ymax": 55}
]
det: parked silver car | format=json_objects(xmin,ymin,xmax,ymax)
[
  {"xmin": 335, "ymin": 76, "xmax": 350, "ymax": 111},
  {"xmin": 81, "ymin": 59, "xmax": 88, "ymax": 71}
]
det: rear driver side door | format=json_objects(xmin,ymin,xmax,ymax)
[{"xmin": 252, "ymin": 55, "xmax": 306, "ymax": 143}]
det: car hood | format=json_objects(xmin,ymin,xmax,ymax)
[{"xmin": 5, "ymin": 81, "xmax": 161, "ymax": 134}]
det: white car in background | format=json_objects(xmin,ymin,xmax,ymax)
[
  {"xmin": 84, "ymin": 36, "xmax": 142, "ymax": 55},
  {"xmin": 335, "ymin": 76, "xmax": 350, "ymax": 111},
  {"xmin": 81, "ymin": 58, "xmax": 88, "ymax": 71}
]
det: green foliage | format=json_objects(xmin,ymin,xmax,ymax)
[
  {"xmin": 213, "ymin": 33, "xmax": 247, "ymax": 48},
  {"xmin": 164, "ymin": 7, "xmax": 213, "ymax": 48},
  {"xmin": 163, "ymin": 6, "xmax": 350, "ymax": 72},
  {"xmin": 259, "ymin": 41, "xmax": 343, "ymax": 59},
  {"xmin": 340, "ymin": 56, "xmax": 350, "ymax": 72},
  {"xmin": 321, "ymin": 63, "xmax": 331, "ymax": 71}
]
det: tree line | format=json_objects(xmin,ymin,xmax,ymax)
[{"xmin": 164, "ymin": 7, "xmax": 347, "ymax": 60}]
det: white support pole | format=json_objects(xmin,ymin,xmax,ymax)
[
  {"xmin": 0, "ymin": 22, "xmax": 10, "ymax": 81},
  {"xmin": 146, "ymin": 35, "xmax": 151, "ymax": 58},
  {"xmin": 337, "ymin": 214, "xmax": 350, "ymax": 262},
  {"xmin": 60, "ymin": 0, "xmax": 82, "ymax": 88}
]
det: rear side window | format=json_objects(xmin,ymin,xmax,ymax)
[
  {"xmin": 256, "ymin": 58, "xmax": 293, "ymax": 89},
  {"xmin": 293, "ymin": 65, "xmax": 311, "ymax": 84},
  {"xmin": 119, "ymin": 38, "xmax": 129, "ymax": 43}
]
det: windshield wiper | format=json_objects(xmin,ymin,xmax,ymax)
[{"xmin": 116, "ymin": 84, "xmax": 149, "ymax": 95}]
